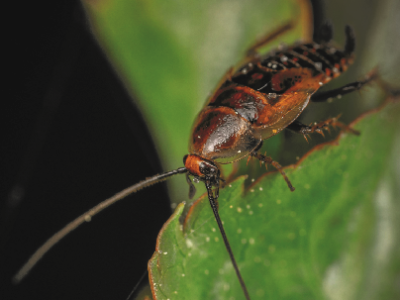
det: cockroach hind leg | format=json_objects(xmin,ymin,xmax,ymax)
[
  {"xmin": 332, "ymin": 121, "xmax": 361, "ymax": 136},
  {"xmin": 311, "ymin": 71, "xmax": 377, "ymax": 103},
  {"xmin": 311, "ymin": 119, "xmax": 334, "ymax": 135},
  {"xmin": 293, "ymin": 117, "xmax": 348, "ymax": 139},
  {"xmin": 323, "ymin": 114, "xmax": 359, "ymax": 135},
  {"xmin": 315, "ymin": 128, "xmax": 325, "ymax": 137}
]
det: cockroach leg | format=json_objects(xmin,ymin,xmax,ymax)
[
  {"xmin": 250, "ymin": 152, "xmax": 295, "ymax": 192},
  {"xmin": 287, "ymin": 116, "xmax": 360, "ymax": 139},
  {"xmin": 311, "ymin": 71, "xmax": 377, "ymax": 103}
]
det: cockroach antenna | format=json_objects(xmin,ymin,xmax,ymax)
[
  {"xmin": 13, "ymin": 163, "xmax": 252, "ymax": 299},
  {"xmin": 13, "ymin": 167, "xmax": 187, "ymax": 284}
]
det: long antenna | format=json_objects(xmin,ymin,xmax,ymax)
[{"xmin": 13, "ymin": 167, "xmax": 187, "ymax": 283}]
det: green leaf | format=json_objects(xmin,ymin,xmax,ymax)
[{"xmin": 149, "ymin": 101, "xmax": 400, "ymax": 300}]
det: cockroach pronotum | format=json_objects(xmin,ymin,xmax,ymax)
[{"xmin": 14, "ymin": 21, "xmax": 377, "ymax": 300}]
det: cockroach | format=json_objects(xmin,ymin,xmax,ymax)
[{"xmin": 14, "ymin": 21, "xmax": 375, "ymax": 300}]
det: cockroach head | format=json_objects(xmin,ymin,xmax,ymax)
[{"xmin": 183, "ymin": 154, "xmax": 220, "ymax": 184}]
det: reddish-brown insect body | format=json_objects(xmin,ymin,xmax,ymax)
[
  {"xmin": 16, "ymin": 23, "xmax": 374, "ymax": 300},
  {"xmin": 178, "ymin": 25, "xmax": 361, "ymax": 299},
  {"xmin": 184, "ymin": 26, "xmax": 355, "ymax": 182}
]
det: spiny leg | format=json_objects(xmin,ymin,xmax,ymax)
[
  {"xmin": 204, "ymin": 179, "xmax": 251, "ymax": 300},
  {"xmin": 287, "ymin": 117, "xmax": 360, "ymax": 141},
  {"xmin": 311, "ymin": 70, "xmax": 377, "ymax": 102},
  {"xmin": 250, "ymin": 151, "xmax": 295, "ymax": 192}
]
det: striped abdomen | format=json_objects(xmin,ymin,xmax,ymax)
[{"xmin": 232, "ymin": 40, "xmax": 354, "ymax": 93}]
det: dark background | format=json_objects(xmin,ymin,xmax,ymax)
[
  {"xmin": 1, "ymin": 1, "xmax": 324, "ymax": 299},
  {"xmin": 1, "ymin": 1, "xmax": 171, "ymax": 299}
]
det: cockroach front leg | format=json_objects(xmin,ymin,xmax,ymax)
[{"xmin": 250, "ymin": 151, "xmax": 295, "ymax": 192}]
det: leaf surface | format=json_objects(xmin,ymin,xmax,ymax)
[{"xmin": 149, "ymin": 101, "xmax": 400, "ymax": 300}]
